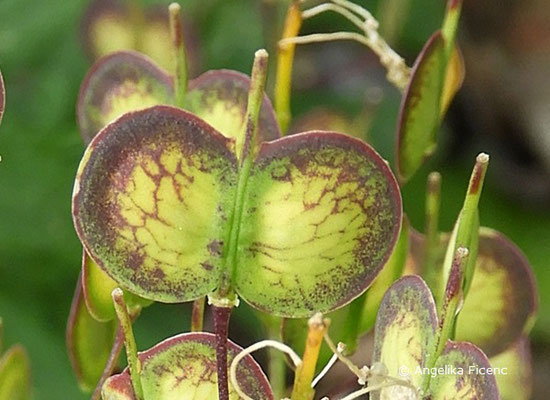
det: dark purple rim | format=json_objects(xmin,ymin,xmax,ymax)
[
  {"xmin": 72, "ymin": 105, "xmax": 236, "ymax": 302},
  {"xmin": 253, "ymin": 130, "xmax": 403, "ymax": 313},
  {"xmin": 395, "ymin": 30, "xmax": 444, "ymax": 183},
  {"xmin": 111, "ymin": 332, "xmax": 274, "ymax": 399},
  {"xmin": 76, "ymin": 50, "xmax": 173, "ymax": 144},
  {"xmin": 65, "ymin": 274, "xmax": 85, "ymax": 382}
]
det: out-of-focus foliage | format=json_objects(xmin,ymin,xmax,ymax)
[{"xmin": 0, "ymin": 0, "xmax": 549, "ymax": 399}]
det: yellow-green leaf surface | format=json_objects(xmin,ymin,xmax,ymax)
[
  {"xmin": 66, "ymin": 276, "xmax": 118, "ymax": 392},
  {"xmin": 359, "ymin": 217, "xmax": 409, "ymax": 332},
  {"xmin": 396, "ymin": 32, "xmax": 446, "ymax": 183},
  {"xmin": 490, "ymin": 337, "xmax": 532, "ymax": 400},
  {"xmin": 429, "ymin": 341, "xmax": 499, "ymax": 400},
  {"xmin": 185, "ymin": 69, "xmax": 281, "ymax": 150},
  {"xmin": 396, "ymin": 41, "xmax": 464, "ymax": 184},
  {"xmin": 73, "ymin": 106, "xmax": 238, "ymax": 303},
  {"xmin": 0, "ymin": 345, "xmax": 31, "ymax": 400},
  {"xmin": 77, "ymin": 51, "xmax": 174, "ymax": 144},
  {"xmin": 396, "ymin": 0, "xmax": 464, "ymax": 183},
  {"xmin": 82, "ymin": 251, "xmax": 152, "ymax": 322},
  {"xmin": 282, "ymin": 219, "xmax": 409, "ymax": 370},
  {"xmin": 101, "ymin": 333, "xmax": 273, "ymax": 399},
  {"xmin": 372, "ymin": 275, "xmax": 437, "ymax": 398},
  {"xmin": 408, "ymin": 228, "xmax": 537, "ymax": 358},
  {"xmin": 138, "ymin": 8, "xmax": 174, "ymax": 72},
  {"xmin": 81, "ymin": 0, "xmax": 135, "ymax": 61},
  {"xmin": 77, "ymin": 54, "xmax": 280, "ymax": 147},
  {"xmin": 73, "ymin": 107, "xmax": 401, "ymax": 315},
  {"xmin": 0, "ymin": 71, "xmax": 4, "ymax": 125},
  {"xmin": 142, "ymin": 8, "xmax": 201, "ymax": 76},
  {"xmin": 237, "ymin": 132, "xmax": 402, "ymax": 317},
  {"xmin": 455, "ymin": 228, "xmax": 538, "ymax": 356}
]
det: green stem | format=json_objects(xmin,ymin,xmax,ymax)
[
  {"xmin": 341, "ymin": 294, "xmax": 367, "ymax": 355},
  {"xmin": 206, "ymin": 50, "xmax": 269, "ymax": 400},
  {"xmin": 436, "ymin": 248, "xmax": 468, "ymax": 351},
  {"xmin": 423, "ymin": 247, "xmax": 468, "ymax": 392},
  {"xmin": 423, "ymin": 172, "xmax": 442, "ymax": 292},
  {"xmin": 265, "ymin": 316, "xmax": 287, "ymax": 398},
  {"xmin": 169, "ymin": 3, "xmax": 188, "ymax": 108},
  {"xmin": 239, "ymin": 49, "xmax": 269, "ymax": 163},
  {"xmin": 216, "ymin": 49, "xmax": 269, "ymax": 299},
  {"xmin": 191, "ymin": 297, "xmax": 206, "ymax": 332},
  {"xmin": 275, "ymin": 2, "xmax": 302, "ymax": 134},
  {"xmin": 291, "ymin": 314, "xmax": 329, "ymax": 400},
  {"xmin": 459, "ymin": 154, "xmax": 489, "ymax": 243},
  {"xmin": 441, "ymin": 0, "xmax": 463, "ymax": 59},
  {"xmin": 112, "ymin": 288, "xmax": 143, "ymax": 400},
  {"xmin": 456, "ymin": 153, "xmax": 488, "ymax": 295}
]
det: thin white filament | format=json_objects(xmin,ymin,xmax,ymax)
[
  {"xmin": 278, "ymin": 32, "xmax": 409, "ymax": 90},
  {"xmin": 279, "ymin": 31, "xmax": 370, "ymax": 48},
  {"xmin": 329, "ymin": 0, "xmax": 374, "ymax": 21},
  {"xmin": 322, "ymin": 334, "xmax": 366, "ymax": 382},
  {"xmin": 302, "ymin": 3, "xmax": 364, "ymax": 32},
  {"xmin": 311, "ymin": 353, "xmax": 339, "ymax": 387},
  {"xmin": 338, "ymin": 384, "xmax": 382, "ymax": 400},
  {"xmin": 290, "ymin": 0, "xmax": 410, "ymax": 90},
  {"xmin": 229, "ymin": 340, "xmax": 302, "ymax": 400},
  {"xmin": 338, "ymin": 376, "xmax": 420, "ymax": 400}
]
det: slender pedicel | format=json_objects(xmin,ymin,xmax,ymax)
[
  {"xmin": 169, "ymin": 3, "xmax": 188, "ymax": 108},
  {"xmin": 112, "ymin": 288, "xmax": 143, "ymax": 400}
]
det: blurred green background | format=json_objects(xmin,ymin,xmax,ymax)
[{"xmin": 0, "ymin": 0, "xmax": 548, "ymax": 398}]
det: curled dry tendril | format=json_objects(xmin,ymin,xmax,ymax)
[
  {"xmin": 230, "ymin": 323, "xmax": 421, "ymax": 400},
  {"xmin": 280, "ymin": 0, "xmax": 411, "ymax": 90}
]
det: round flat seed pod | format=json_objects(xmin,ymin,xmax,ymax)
[
  {"xmin": 73, "ymin": 106, "xmax": 238, "ymax": 303},
  {"xmin": 372, "ymin": 275, "xmax": 438, "ymax": 399},
  {"xmin": 0, "ymin": 345, "xmax": 31, "ymax": 400},
  {"xmin": 82, "ymin": 250, "xmax": 151, "ymax": 322},
  {"xmin": 236, "ymin": 132, "xmax": 402, "ymax": 317},
  {"xmin": 66, "ymin": 276, "xmax": 118, "ymax": 392},
  {"xmin": 396, "ymin": 32, "xmax": 446, "ymax": 184},
  {"xmin": 395, "ymin": 29, "xmax": 464, "ymax": 184},
  {"xmin": 429, "ymin": 341, "xmax": 499, "ymax": 400},
  {"xmin": 101, "ymin": 332, "xmax": 273, "ymax": 399},
  {"xmin": 186, "ymin": 70, "xmax": 281, "ymax": 149},
  {"xmin": 77, "ymin": 51, "xmax": 174, "ymax": 144},
  {"xmin": 80, "ymin": 0, "xmax": 135, "ymax": 61},
  {"xmin": 455, "ymin": 228, "xmax": 538, "ymax": 356},
  {"xmin": 73, "ymin": 107, "xmax": 401, "ymax": 317},
  {"xmin": 490, "ymin": 337, "xmax": 532, "ymax": 400},
  {"xmin": 406, "ymin": 228, "xmax": 538, "ymax": 357}
]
